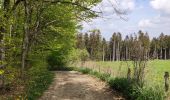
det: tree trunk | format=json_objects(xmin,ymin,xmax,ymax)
[
  {"xmin": 0, "ymin": 34, "xmax": 5, "ymax": 62},
  {"xmin": 112, "ymin": 40, "xmax": 115, "ymax": 61},
  {"xmin": 145, "ymin": 50, "xmax": 148, "ymax": 60},
  {"xmin": 21, "ymin": 0, "xmax": 30, "ymax": 78},
  {"xmin": 129, "ymin": 50, "xmax": 130, "ymax": 60},
  {"xmin": 110, "ymin": 53, "xmax": 111, "ymax": 61},
  {"xmin": 115, "ymin": 42, "xmax": 118, "ymax": 61},
  {"xmin": 115, "ymin": 44, "xmax": 118, "ymax": 61},
  {"xmin": 169, "ymin": 48, "xmax": 170, "ymax": 59},
  {"xmin": 160, "ymin": 47, "xmax": 163, "ymax": 59},
  {"xmin": 157, "ymin": 50, "xmax": 158, "ymax": 59},
  {"xmin": 126, "ymin": 46, "xmax": 128, "ymax": 60},
  {"xmin": 21, "ymin": 32, "xmax": 29, "ymax": 77},
  {"xmin": 165, "ymin": 48, "xmax": 167, "ymax": 60},
  {"xmin": 153, "ymin": 45, "xmax": 157, "ymax": 59},
  {"xmin": 117, "ymin": 42, "xmax": 120, "ymax": 61},
  {"xmin": 102, "ymin": 46, "xmax": 105, "ymax": 62}
]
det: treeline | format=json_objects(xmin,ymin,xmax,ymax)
[{"xmin": 76, "ymin": 29, "xmax": 170, "ymax": 61}]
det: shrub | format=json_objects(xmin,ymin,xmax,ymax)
[
  {"xmin": 136, "ymin": 86, "xmax": 165, "ymax": 100},
  {"xmin": 107, "ymin": 77, "xmax": 165, "ymax": 100},
  {"xmin": 79, "ymin": 68, "xmax": 91, "ymax": 74},
  {"xmin": 90, "ymin": 70, "xmax": 100, "ymax": 77},
  {"xmin": 68, "ymin": 49, "xmax": 89, "ymax": 64},
  {"xmin": 108, "ymin": 78, "xmax": 132, "ymax": 95},
  {"xmin": 98, "ymin": 73, "xmax": 110, "ymax": 81},
  {"xmin": 47, "ymin": 51, "xmax": 67, "ymax": 70}
]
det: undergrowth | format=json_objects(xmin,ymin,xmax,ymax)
[{"xmin": 25, "ymin": 61, "xmax": 54, "ymax": 100}]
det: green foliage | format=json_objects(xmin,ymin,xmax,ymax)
[
  {"xmin": 47, "ymin": 50, "xmax": 68, "ymax": 70},
  {"xmin": 77, "ymin": 67, "xmax": 110, "ymax": 81},
  {"xmin": 26, "ymin": 62, "xmax": 54, "ymax": 100},
  {"xmin": 136, "ymin": 86, "xmax": 165, "ymax": 100},
  {"xmin": 68, "ymin": 49, "xmax": 89, "ymax": 64},
  {"xmin": 108, "ymin": 78, "xmax": 131, "ymax": 92},
  {"xmin": 79, "ymin": 67, "xmax": 91, "ymax": 74},
  {"xmin": 93, "ymin": 72, "xmax": 110, "ymax": 81},
  {"xmin": 108, "ymin": 77, "xmax": 165, "ymax": 100},
  {"xmin": 0, "ymin": 69, "xmax": 4, "ymax": 75},
  {"xmin": 3, "ymin": 66, "xmax": 18, "ymax": 85},
  {"xmin": 0, "ymin": 0, "xmax": 103, "ymax": 99},
  {"xmin": 79, "ymin": 49, "xmax": 90, "ymax": 61}
]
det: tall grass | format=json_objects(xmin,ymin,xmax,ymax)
[{"xmin": 73, "ymin": 60, "xmax": 170, "ymax": 100}]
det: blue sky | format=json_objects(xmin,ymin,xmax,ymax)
[{"xmin": 82, "ymin": 0, "xmax": 170, "ymax": 40}]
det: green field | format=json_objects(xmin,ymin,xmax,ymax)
[{"xmin": 82, "ymin": 60, "xmax": 170, "ymax": 89}]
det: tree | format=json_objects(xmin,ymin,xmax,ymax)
[
  {"xmin": 0, "ymin": 0, "xmax": 104, "ymax": 92},
  {"xmin": 138, "ymin": 31, "xmax": 150, "ymax": 60},
  {"xmin": 88, "ymin": 29, "xmax": 102, "ymax": 60},
  {"xmin": 110, "ymin": 33, "xmax": 117, "ymax": 61},
  {"xmin": 84, "ymin": 33, "xmax": 90, "ymax": 53},
  {"xmin": 76, "ymin": 33, "xmax": 85, "ymax": 49},
  {"xmin": 159, "ymin": 33, "xmax": 165, "ymax": 59},
  {"xmin": 164, "ymin": 35, "xmax": 170, "ymax": 60},
  {"xmin": 167, "ymin": 36, "xmax": 170, "ymax": 59},
  {"xmin": 150, "ymin": 37, "xmax": 159, "ymax": 59},
  {"xmin": 124, "ymin": 35, "xmax": 130, "ymax": 60},
  {"xmin": 117, "ymin": 32, "xmax": 122, "ymax": 61},
  {"xmin": 102, "ymin": 38, "xmax": 106, "ymax": 61}
]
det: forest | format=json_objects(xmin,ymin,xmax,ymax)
[
  {"xmin": 76, "ymin": 30, "xmax": 170, "ymax": 61},
  {"xmin": 0, "ymin": 0, "xmax": 170, "ymax": 100},
  {"xmin": 0, "ymin": 0, "xmax": 103, "ymax": 99}
]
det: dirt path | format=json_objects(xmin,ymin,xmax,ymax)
[{"xmin": 39, "ymin": 71, "xmax": 125, "ymax": 100}]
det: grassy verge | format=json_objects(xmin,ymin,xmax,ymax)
[
  {"xmin": 75, "ymin": 67, "xmax": 166, "ymax": 100},
  {"xmin": 25, "ymin": 61, "xmax": 55, "ymax": 100},
  {"xmin": 95, "ymin": 60, "xmax": 170, "ymax": 88}
]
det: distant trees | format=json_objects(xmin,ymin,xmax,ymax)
[
  {"xmin": 150, "ymin": 33, "xmax": 170, "ymax": 60},
  {"xmin": 76, "ymin": 30, "xmax": 170, "ymax": 61}
]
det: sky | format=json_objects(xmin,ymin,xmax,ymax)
[{"xmin": 81, "ymin": 0, "xmax": 170, "ymax": 40}]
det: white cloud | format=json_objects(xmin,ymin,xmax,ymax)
[
  {"xmin": 138, "ymin": 19, "xmax": 154, "ymax": 28},
  {"xmin": 138, "ymin": 15, "xmax": 170, "ymax": 33},
  {"xmin": 120, "ymin": 0, "xmax": 135, "ymax": 11},
  {"xmin": 150, "ymin": 0, "xmax": 170, "ymax": 14}
]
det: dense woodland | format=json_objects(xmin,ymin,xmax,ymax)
[
  {"xmin": 76, "ymin": 30, "xmax": 170, "ymax": 61},
  {"xmin": 0, "ymin": 0, "xmax": 104, "ymax": 99}
]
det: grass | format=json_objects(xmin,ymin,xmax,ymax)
[
  {"xmin": 73, "ymin": 60, "xmax": 170, "ymax": 100},
  {"xmin": 25, "ymin": 60, "xmax": 55, "ymax": 100},
  {"xmin": 95, "ymin": 60, "xmax": 170, "ymax": 88},
  {"xmin": 76, "ymin": 67, "xmax": 166, "ymax": 100},
  {"xmin": 75, "ymin": 67, "xmax": 110, "ymax": 82}
]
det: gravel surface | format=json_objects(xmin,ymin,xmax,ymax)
[{"xmin": 39, "ymin": 71, "xmax": 125, "ymax": 100}]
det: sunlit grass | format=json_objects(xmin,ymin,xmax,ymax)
[
  {"xmin": 74, "ymin": 60, "xmax": 170, "ymax": 100},
  {"xmin": 95, "ymin": 60, "xmax": 170, "ymax": 88}
]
